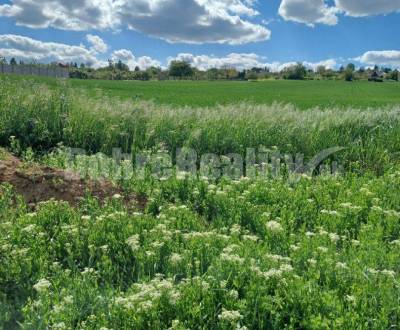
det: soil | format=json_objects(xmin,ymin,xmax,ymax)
[{"xmin": 0, "ymin": 150, "xmax": 145, "ymax": 209}]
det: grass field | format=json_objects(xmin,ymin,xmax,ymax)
[
  {"xmin": 3, "ymin": 74, "xmax": 400, "ymax": 109},
  {"xmin": 69, "ymin": 79, "xmax": 400, "ymax": 109},
  {"xmin": 1, "ymin": 76, "xmax": 400, "ymax": 329}
]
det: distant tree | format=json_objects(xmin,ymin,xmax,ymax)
[
  {"xmin": 346, "ymin": 63, "xmax": 355, "ymax": 72},
  {"xmin": 169, "ymin": 61, "xmax": 194, "ymax": 79},
  {"xmin": 238, "ymin": 70, "xmax": 246, "ymax": 80},
  {"xmin": 134, "ymin": 66, "xmax": 140, "ymax": 72},
  {"xmin": 108, "ymin": 59, "xmax": 114, "ymax": 70},
  {"xmin": 316, "ymin": 65, "xmax": 326, "ymax": 75},
  {"xmin": 116, "ymin": 60, "xmax": 129, "ymax": 71},
  {"xmin": 19, "ymin": 60, "xmax": 25, "ymax": 65},
  {"xmin": 387, "ymin": 70, "xmax": 398, "ymax": 81},
  {"xmin": 0, "ymin": 56, "xmax": 7, "ymax": 64},
  {"xmin": 206, "ymin": 68, "xmax": 219, "ymax": 80},
  {"xmin": 10, "ymin": 57, "xmax": 17, "ymax": 66},
  {"xmin": 282, "ymin": 63, "xmax": 307, "ymax": 80},
  {"xmin": 246, "ymin": 70, "xmax": 258, "ymax": 80},
  {"xmin": 344, "ymin": 69, "xmax": 354, "ymax": 82},
  {"xmin": 80, "ymin": 63, "xmax": 86, "ymax": 69}
]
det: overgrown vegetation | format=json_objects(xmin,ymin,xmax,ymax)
[{"xmin": 1, "ymin": 77, "xmax": 400, "ymax": 329}]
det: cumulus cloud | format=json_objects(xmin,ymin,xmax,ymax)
[
  {"xmin": 335, "ymin": 0, "xmax": 400, "ymax": 17},
  {"xmin": 169, "ymin": 53, "xmax": 268, "ymax": 71},
  {"xmin": 86, "ymin": 34, "xmax": 108, "ymax": 53},
  {"xmin": 279, "ymin": 0, "xmax": 338, "ymax": 26},
  {"xmin": 0, "ymin": 0, "xmax": 271, "ymax": 45},
  {"xmin": 278, "ymin": 0, "xmax": 400, "ymax": 26},
  {"xmin": 357, "ymin": 50, "xmax": 400, "ymax": 68},
  {"xmin": 111, "ymin": 49, "xmax": 161, "ymax": 70},
  {"xmin": 0, "ymin": 34, "xmax": 106, "ymax": 67},
  {"xmin": 168, "ymin": 53, "xmax": 337, "ymax": 72}
]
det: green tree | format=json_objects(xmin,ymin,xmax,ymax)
[
  {"xmin": 344, "ymin": 69, "xmax": 354, "ymax": 82},
  {"xmin": 346, "ymin": 63, "xmax": 355, "ymax": 72},
  {"xmin": 169, "ymin": 61, "xmax": 194, "ymax": 79},
  {"xmin": 10, "ymin": 58, "xmax": 17, "ymax": 66},
  {"xmin": 282, "ymin": 63, "xmax": 307, "ymax": 80}
]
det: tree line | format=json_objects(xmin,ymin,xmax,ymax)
[{"xmin": 1, "ymin": 56, "xmax": 398, "ymax": 82}]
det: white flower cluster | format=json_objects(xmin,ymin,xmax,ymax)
[
  {"xmin": 218, "ymin": 308, "xmax": 243, "ymax": 322},
  {"xmin": 126, "ymin": 234, "xmax": 140, "ymax": 252},
  {"xmin": 33, "ymin": 278, "xmax": 51, "ymax": 293}
]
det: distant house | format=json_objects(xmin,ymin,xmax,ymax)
[{"xmin": 368, "ymin": 70, "xmax": 384, "ymax": 82}]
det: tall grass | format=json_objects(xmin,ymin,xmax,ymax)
[{"xmin": 1, "ymin": 78, "xmax": 400, "ymax": 173}]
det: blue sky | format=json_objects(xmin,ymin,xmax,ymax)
[{"xmin": 0, "ymin": 0, "xmax": 399, "ymax": 71}]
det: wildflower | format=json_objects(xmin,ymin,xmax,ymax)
[
  {"xmin": 381, "ymin": 269, "xmax": 396, "ymax": 278},
  {"xmin": 336, "ymin": 262, "xmax": 348, "ymax": 270},
  {"xmin": 290, "ymin": 244, "xmax": 300, "ymax": 251},
  {"xmin": 351, "ymin": 239, "xmax": 360, "ymax": 246},
  {"xmin": 33, "ymin": 278, "xmax": 51, "ymax": 293},
  {"xmin": 266, "ymin": 220, "xmax": 283, "ymax": 233},
  {"xmin": 230, "ymin": 224, "xmax": 241, "ymax": 235},
  {"xmin": 112, "ymin": 194, "xmax": 122, "ymax": 199},
  {"xmin": 266, "ymin": 254, "xmax": 291, "ymax": 263},
  {"xmin": 228, "ymin": 289, "xmax": 239, "ymax": 299},
  {"xmin": 345, "ymin": 295, "xmax": 356, "ymax": 304},
  {"xmin": 308, "ymin": 258, "xmax": 317, "ymax": 266},
  {"xmin": 169, "ymin": 253, "xmax": 183, "ymax": 265},
  {"xmin": 371, "ymin": 206, "xmax": 383, "ymax": 213},
  {"xmin": 263, "ymin": 269, "xmax": 283, "ymax": 279},
  {"xmin": 329, "ymin": 233, "xmax": 340, "ymax": 243},
  {"xmin": 390, "ymin": 240, "xmax": 400, "ymax": 246},
  {"xmin": 21, "ymin": 224, "xmax": 36, "ymax": 233},
  {"xmin": 82, "ymin": 267, "xmax": 96, "ymax": 275},
  {"xmin": 218, "ymin": 309, "xmax": 243, "ymax": 322},
  {"xmin": 280, "ymin": 264, "xmax": 294, "ymax": 272},
  {"xmin": 367, "ymin": 268, "xmax": 379, "ymax": 275},
  {"xmin": 63, "ymin": 295, "xmax": 74, "ymax": 304},
  {"xmin": 317, "ymin": 246, "xmax": 328, "ymax": 253},
  {"xmin": 242, "ymin": 234, "xmax": 259, "ymax": 242},
  {"xmin": 305, "ymin": 231, "xmax": 315, "ymax": 237},
  {"xmin": 126, "ymin": 235, "xmax": 140, "ymax": 252},
  {"xmin": 53, "ymin": 322, "xmax": 67, "ymax": 329}
]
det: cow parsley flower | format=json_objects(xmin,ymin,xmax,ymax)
[
  {"xmin": 33, "ymin": 279, "xmax": 51, "ymax": 293},
  {"xmin": 218, "ymin": 309, "xmax": 243, "ymax": 322},
  {"xmin": 266, "ymin": 221, "xmax": 283, "ymax": 233}
]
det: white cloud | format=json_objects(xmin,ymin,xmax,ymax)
[
  {"xmin": 0, "ymin": 34, "xmax": 106, "ymax": 67},
  {"xmin": 279, "ymin": 0, "xmax": 338, "ymax": 26},
  {"xmin": 86, "ymin": 34, "xmax": 108, "ymax": 53},
  {"xmin": 335, "ymin": 0, "xmax": 400, "ymax": 17},
  {"xmin": 168, "ymin": 53, "xmax": 337, "ymax": 71},
  {"xmin": 111, "ymin": 49, "xmax": 161, "ymax": 70},
  {"xmin": 357, "ymin": 50, "xmax": 400, "ymax": 68},
  {"xmin": 0, "ymin": 0, "xmax": 271, "ymax": 45},
  {"xmin": 278, "ymin": 0, "xmax": 400, "ymax": 26},
  {"xmin": 169, "ymin": 53, "xmax": 268, "ymax": 71}
]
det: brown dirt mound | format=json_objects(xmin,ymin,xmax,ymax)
[{"xmin": 0, "ymin": 150, "xmax": 145, "ymax": 208}]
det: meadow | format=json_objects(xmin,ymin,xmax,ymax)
[
  {"xmin": 5, "ymin": 74, "xmax": 400, "ymax": 109},
  {"xmin": 1, "ymin": 76, "xmax": 400, "ymax": 329}
]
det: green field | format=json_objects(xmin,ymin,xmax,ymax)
[
  {"xmin": 1, "ymin": 77, "xmax": 400, "ymax": 329},
  {"xmin": 3, "ymin": 74, "xmax": 400, "ymax": 109},
  {"xmin": 71, "ymin": 79, "xmax": 400, "ymax": 109}
]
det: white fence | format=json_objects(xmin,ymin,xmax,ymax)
[{"xmin": 0, "ymin": 64, "xmax": 69, "ymax": 78}]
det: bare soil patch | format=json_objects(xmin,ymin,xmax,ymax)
[{"xmin": 0, "ymin": 149, "xmax": 145, "ymax": 208}]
